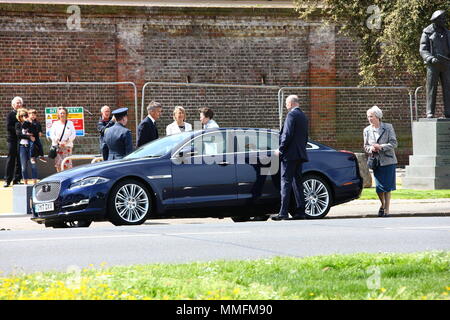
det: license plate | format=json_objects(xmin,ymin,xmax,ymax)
[{"xmin": 35, "ymin": 202, "xmax": 54, "ymax": 213}]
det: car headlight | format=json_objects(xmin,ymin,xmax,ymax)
[{"xmin": 69, "ymin": 177, "xmax": 110, "ymax": 189}]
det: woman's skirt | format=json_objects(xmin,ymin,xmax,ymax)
[
  {"xmin": 373, "ymin": 164, "xmax": 396, "ymax": 193},
  {"xmin": 54, "ymin": 146, "xmax": 73, "ymax": 171}
]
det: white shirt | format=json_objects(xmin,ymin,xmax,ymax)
[
  {"xmin": 204, "ymin": 119, "xmax": 219, "ymax": 129},
  {"xmin": 370, "ymin": 126, "xmax": 382, "ymax": 141},
  {"xmin": 20, "ymin": 128, "xmax": 29, "ymax": 146},
  {"xmin": 166, "ymin": 121, "xmax": 192, "ymax": 136},
  {"xmin": 50, "ymin": 120, "xmax": 76, "ymax": 148},
  {"xmin": 148, "ymin": 115, "xmax": 156, "ymax": 124}
]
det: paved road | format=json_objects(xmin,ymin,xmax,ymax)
[
  {"xmin": 0, "ymin": 216, "xmax": 448, "ymax": 275},
  {"xmin": 1, "ymin": 198, "xmax": 449, "ymax": 231}
]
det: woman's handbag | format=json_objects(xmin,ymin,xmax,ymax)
[
  {"xmin": 48, "ymin": 121, "xmax": 67, "ymax": 159},
  {"xmin": 367, "ymin": 154, "xmax": 379, "ymax": 170},
  {"xmin": 48, "ymin": 145, "xmax": 58, "ymax": 159}
]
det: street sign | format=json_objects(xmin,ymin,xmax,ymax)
[{"xmin": 45, "ymin": 107, "xmax": 85, "ymax": 137}]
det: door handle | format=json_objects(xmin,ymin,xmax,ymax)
[{"xmin": 218, "ymin": 161, "xmax": 230, "ymax": 166}]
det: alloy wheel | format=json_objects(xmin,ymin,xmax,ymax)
[
  {"xmin": 114, "ymin": 183, "xmax": 150, "ymax": 223},
  {"xmin": 303, "ymin": 177, "xmax": 330, "ymax": 218}
]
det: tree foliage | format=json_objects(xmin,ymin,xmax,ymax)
[{"xmin": 293, "ymin": 0, "xmax": 450, "ymax": 85}]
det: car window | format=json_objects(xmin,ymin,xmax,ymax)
[
  {"xmin": 190, "ymin": 131, "xmax": 229, "ymax": 156},
  {"xmin": 235, "ymin": 130, "xmax": 279, "ymax": 152},
  {"xmin": 307, "ymin": 142, "xmax": 319, "ymax": 150},
  {"xmin": 125, "ymin": 131, "xmax": 194, "ymax": 159}
]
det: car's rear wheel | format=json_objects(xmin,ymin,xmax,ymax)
[
  {"xmin": 45, "ymin": 220, "xmax": 92, "ymax": 228},
  {"xmin": 302, "ymin": 174, "xmax": 332, "ymax": 219},
  {"xmin": 108, "ymin": 179, "xmax": 151, "ymax": 226}
]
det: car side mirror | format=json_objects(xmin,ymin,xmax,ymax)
[{"xmin": 178, "ymin": 146, "xmax": 197, "ymax": 158}]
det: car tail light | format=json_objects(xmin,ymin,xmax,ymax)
[{"xmin": 339, "ymin": 150, "xmax": 356, "ymax": 160}]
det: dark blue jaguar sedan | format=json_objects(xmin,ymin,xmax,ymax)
[{"xmin": 31, "ymin": 128, "xmax": 362, "ymax": 228}]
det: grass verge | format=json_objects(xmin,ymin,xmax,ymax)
[
  {"xmin": 1, "ymin": 251, "xmax": 449, "ymax": 300},
  {"xmin": 360, "ymin": 188, "xmax": 450, "ymax": 200}
]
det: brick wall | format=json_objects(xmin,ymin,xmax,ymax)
[{"xmin": 0, "ymin": 4, "xmax": 440, "ymax": 166}]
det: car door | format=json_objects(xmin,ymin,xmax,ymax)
[
  {"xmin": 234, "ymin": 129, "xmax": 280, "ymax": 207},
  {"xmin": 171, "ymin": 130, "xmax": 237, "ymax": 209}
]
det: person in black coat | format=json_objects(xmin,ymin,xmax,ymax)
[
  {"xmin": 136, "ymin": 101, "xmax": 162, "ymax": 148},
  {"xmin": 28, "ymin": 109, "xmax": 45, "ymax": 162},
  {"xmin": 97, "ymin": 105, "xmax": 114, "ymax": 160},
  {"xmin": 272, "ymin": 95, "xmax": 309, "ymax": 221},
  {"xmin": 3, "ymin": 97, "xmax": 23, "ymax": 187},
  {"xmin": 15, "ymin": 109, "xmax": 37, "ymax": 185},
  {"xmin": 104, "ymin": 108, "xmax": 133, "ymax": 160}
]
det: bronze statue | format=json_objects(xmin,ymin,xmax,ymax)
[{"xmin": 419, "ymin": 10, "xmax": 450, "ymax": 118}]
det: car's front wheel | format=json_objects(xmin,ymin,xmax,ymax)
[
  {"xmin": 108, "ymin": 179, "xmax": 151, "ymax": 226},
  {"xmin": 302, "ymin": 174, "xmax": 332, "ymax": 219}
]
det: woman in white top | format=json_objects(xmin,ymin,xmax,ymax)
[
  {"xmin": 166, "ymin": 106, "xmax": 192, "ymax": 136},
  {"xmin": 50, "ymin": 107, "xmax": 77, "ymax": 172}
]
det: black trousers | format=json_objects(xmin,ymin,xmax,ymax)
[
  {"xmin": 101, "ymin": 144, "xmax": 109, "ymax": 161},
  {"xmin": 279, "ymin": 159, "xmax": 305, "ymax": 217},
  {"xmin": 4, "ymin": 141, "xmax": 22, "ymax": 183},
  {"xmin": 426, "ymin": 63, "xmax": 450, "ymax": 117}
]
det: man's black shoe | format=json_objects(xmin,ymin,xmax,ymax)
[
  {"xmin": 271, "ymin": 215, "xmax": 289, "ymax": 221},
  {"xmin": 290, "ymin": 214, "xmax": 306, "ymax": 220},
  {"xmin": 3, "ymin": 182, "xmax": 10, "ymax": 188}
]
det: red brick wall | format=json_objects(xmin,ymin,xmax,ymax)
[{"xmin": 0, "ymin": 4, "xmax": 434, "ymax": 166}]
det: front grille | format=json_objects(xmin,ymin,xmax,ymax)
[{"xmin": 34, "ymin": 182, "xmax": 61, "ymax": 202}]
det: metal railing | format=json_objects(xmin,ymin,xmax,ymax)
[
  {"xmin": 141, "ymin": 81, "xmax": 281, "ymax": 122},
  {"xmin": 61, "ymin": 154, "xmax": 103, "ymax": 172},
  {"xmin": 0, "ymin": 81, "xmax": 139, "ymax": 137},
  {"xmin": 414, "ymin": 86, "xmax": 423, "ymax": 121},
  {"xmin": 278, "ymin": 86, "xmax": 414, "ymax": 130}
]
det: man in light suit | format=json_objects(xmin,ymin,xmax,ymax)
[
  {"xmin": 272, "ymin": 95, "xmax": 309, "ymax": 221},
  {"xmin": 136, "ymin": 101, "xmax": 162, "ymax": 148}
]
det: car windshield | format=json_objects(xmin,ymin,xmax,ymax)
[{"xmin": 125, "ymin": 131, "xmax": 196, "ymax": 159}]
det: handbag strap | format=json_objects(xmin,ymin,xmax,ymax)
[
  {"xmin": 371, "ymin": 127, "xmax": 385, "ymax": 143},
  {"xmin": 58, "ymin": 120, "xmax": 68, "ymax": 145}
]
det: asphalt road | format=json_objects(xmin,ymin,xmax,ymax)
[{"xmin": 0, "ymin": 216, "xmax": 449, "ymax": 275}]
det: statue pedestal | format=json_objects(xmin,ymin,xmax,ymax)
[{"xmin": 403, "ymin": 118, "xmax": 450, "ymax": 189}]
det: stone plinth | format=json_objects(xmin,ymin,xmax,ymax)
[
  {"xmin": 12, "ymin": 185, "xmax": 33, "ymax": 214},
  {"xmin": 403, "ymin": 119, "xmax": 450, "ymax": 189}
]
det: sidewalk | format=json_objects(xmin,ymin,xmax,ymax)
[
  {"xmin": 1, "ymin": 172, "xmax": 449, "ymax": 230},
  {"xmin": 1, "ymin": 198, "xmax": 449, "ymax": 231}
]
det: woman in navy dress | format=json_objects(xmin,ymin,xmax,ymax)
[{"xmin": 363, "ymin": 106, "xmax": 398, "ymax": 217}]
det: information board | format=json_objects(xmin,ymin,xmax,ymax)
[{"xmin": 45, "ymin": 107, "xmax": 85, "ymax": 137}]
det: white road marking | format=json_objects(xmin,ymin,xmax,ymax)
[
  {"xmin": 384, "ymin": 226, "xmax": 450, "ymax": 230},
  {"xmin": 0, "ymin": 231, "xmax": 251, "ymax": 243}
]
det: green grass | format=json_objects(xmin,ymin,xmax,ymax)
[
  {"xmin": 360, "ymin": 188, "xmax": 450, "ymax": 200},
  {"xmin": 1, "ymin": 252, "xmax": 449, "ymax": 300}
]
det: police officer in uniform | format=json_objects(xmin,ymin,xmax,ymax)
[
  {"xmin": 419, "ymin": 10, "xmax": 450, "ymax": 118},
  {"xmin": 104, "ymin": 108, "xmax": 133, "ymax": 160}
]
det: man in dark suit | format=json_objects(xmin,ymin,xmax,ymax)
[
  {"xmin": 272, "ymin": 95, "xmax": 309, "ymax": 221},
  {"xmin": 136, "ymin": 101, "xmax": 162, "ymax": 148},
  {"xmin": 104, "ymin": 108, "xmax": 133, "ymax": 160},
  {"xmin": 4, "ymin": 97, "xmax": 23, "ymax": 187}
]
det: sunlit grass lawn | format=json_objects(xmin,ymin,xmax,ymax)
[
  {"xmin": 360, "ymin": 188, "xmax": 450, "ymax": 200},
  {"xmin": 1, "ymin": 252, "xmax": 449, "ymax": 300}
]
